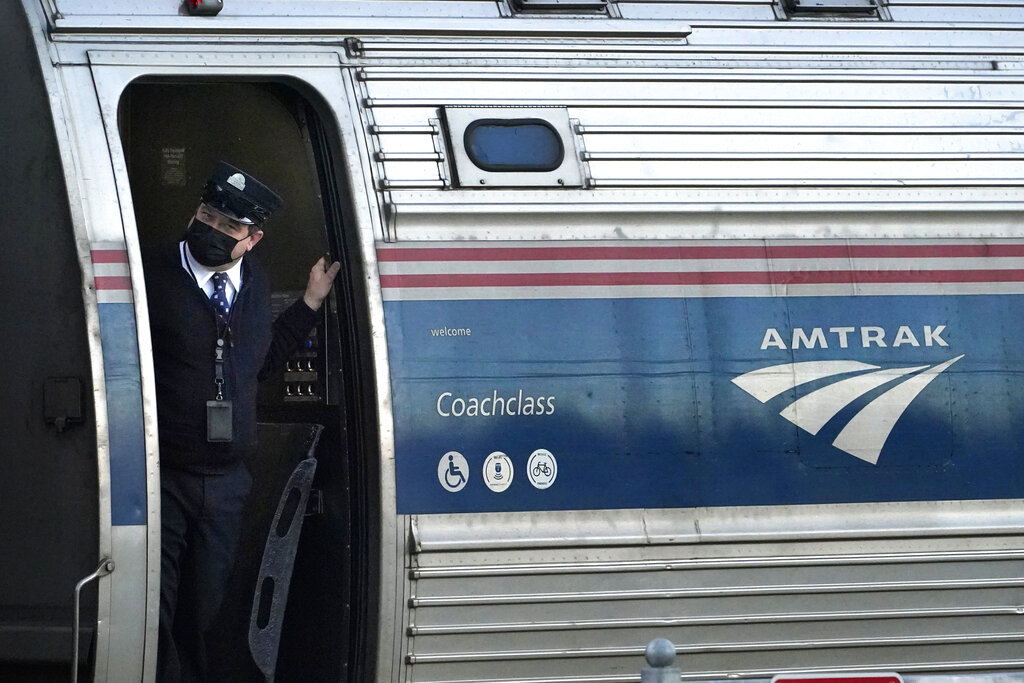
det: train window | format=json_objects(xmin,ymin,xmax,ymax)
[
  {"xmin": 464, "ymin": 119, "xmax": 564, "ymax": 172},
  {"xmin": 445, "ymin": 107, "xmax": 585, "ymax": 188}
]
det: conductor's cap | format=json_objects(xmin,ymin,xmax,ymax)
[{"xmin": 200, "ymin": 162, "xmax": 282, "ymax": 227}]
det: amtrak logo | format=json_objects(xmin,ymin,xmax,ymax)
[{"xmin": 732, "ymin": 356, "xmax": 963, "ymax": 465}]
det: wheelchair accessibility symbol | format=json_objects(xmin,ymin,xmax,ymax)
[{"xmin": 438, "ymin": 451, "xmax": 469, "ymax": 492}]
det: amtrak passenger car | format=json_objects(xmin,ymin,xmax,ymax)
[{"xmin": 6, "ymin": 0, "xmax": 1024, "ymax": 681}]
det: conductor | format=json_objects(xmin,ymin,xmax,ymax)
[{"xmin": 143, "ymin": 162, "xmax": 340, "ymax": 682}]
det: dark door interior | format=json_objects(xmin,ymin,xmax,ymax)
[{"xmin": 120, "ymin": 80, "xmax": 378, "ymax": 682}]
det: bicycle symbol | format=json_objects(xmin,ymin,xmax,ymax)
[{"xmin": 527, "ymin": 449, "xmax": 557, "ymax": 489}]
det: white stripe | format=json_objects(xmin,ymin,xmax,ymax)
[
  {"xmin": 380, "ymin": 256, "xmax": 1024, "ymax": 275},
  {"xmin": 92, "ymin": 240, "xmax": 126, "ymax": 251},
  {"xmin": 785, "ymin": 283, "xmax": 1024, "ymax": 296},
  {"xmin": 94, "ymin": 263, "xmax": 130, "ymax": 277},
  {"xmin": 98, "ymin": 290, "xmax": 134, "ymax": 304},
  {"xmin": 384, "ymin": 285, "xmax": 773, "ymax": 300},
  {"xmin": 381, "ymin": 282, "xmax": 1024, "ymax": 301},
  {"xmin": 377, "ymin": 238, "xmax": 1024, "ymax": 251}
]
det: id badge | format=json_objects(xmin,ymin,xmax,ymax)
[{"xmin": 206, "ymin": 400, "xmax": 233, "ymax": 442}]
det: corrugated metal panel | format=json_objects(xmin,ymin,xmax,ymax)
[
  {"xmin": 404, "ymin": 527, "xmax": 1024, "ymax": 681},
  {"xmin": 362, "ymin": 66, "xmax": 1024, "ymax": 196},
  {"xmin": 620, "ymin": 0, "xmax": 778, "ymax": 23},
  {"xmin": 41, "ymin": 0, "xmax": 1024, "ymax": 44},
  {"xmin": 620, "ymin": 1, "xmax": 777, "ymax": 21},
  {"xmin": 886, "ymin": 0, "xmax": 1024, "ymax": 23},
  {"xmin": 49, "ymin": 0, "xmax": 1024, "ymax": 25},
  {"xmin": 50, "ymin": 0, "xmax": 501, "ymax": 19},
  {"xmin": 617, "ymin": 0, "xmax": 1024, "ymax": 23}
]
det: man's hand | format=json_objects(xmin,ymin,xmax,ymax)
[{"xmin": 303, "ymin": 256, "xmax": 341, "ymax": 311}]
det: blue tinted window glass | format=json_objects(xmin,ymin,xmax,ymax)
[{"xmin": 464, "ymin": 119, "xmax": 564, "ymax": 172}]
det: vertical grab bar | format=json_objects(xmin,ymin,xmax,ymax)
[{"xmin": 71, "ymin": 558, "xmax": 114, "ymax": 683}]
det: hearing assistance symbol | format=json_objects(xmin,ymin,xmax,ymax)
[
  {"xmin": 483, "ymin": 452, "xmax": 514, "ymax": 492},
  {"xmin": 438, "ymin": 451, "xmax": 469, "ymax": 492},
  {"xmin": 731, "ymin": 355, "xmax": 963, "ymax": 464}
]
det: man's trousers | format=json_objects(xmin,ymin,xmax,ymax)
[{"xmin": 157, "ymin": 462, "xmax": 251, "ymax": 683}]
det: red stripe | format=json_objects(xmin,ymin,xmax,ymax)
[
  {"xmin": 377, "ymin": 244, "xmax": 1024, "ymax": 263},
  {"xmin": 95, "ymin": 276, "xmax": 132, "ymax": 290},
  {"xmin": 91, "ymin": 249, "xmax": 129, "ymax": 263},
  {"xmin": 380, "ymin": 269, "xmax": 1024, "ymax": 288}
]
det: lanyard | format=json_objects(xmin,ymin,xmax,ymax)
[
  {"xmin": 182, "ymin": 244, "xmax": 233, "ymax": 401},
  {"xmin": 214, "ymin": 338, "xmax": 226, "ymax": 400}
]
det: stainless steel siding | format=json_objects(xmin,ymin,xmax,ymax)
[
  {"xmin": 365, "ymin": 61, "xmax": 1024, "ymax": 682},
  {"xmin": 406, "ymin": 532, "xmax": 1024, "ymax": 681},
  {"xmin": 363, "ymin": 67, "xmax": 1024, "ymax": 194}
]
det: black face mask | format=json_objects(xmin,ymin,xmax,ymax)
[{"xmin": 185, "ymin": 218, "xmax": 243, "ymax": 268}]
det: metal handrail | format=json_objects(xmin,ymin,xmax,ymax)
[{"xmin": 72, "ymin": 558, "xmax": 114, "ymax": 683}]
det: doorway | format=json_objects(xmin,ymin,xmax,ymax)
[{"xmin": 119, "ymin": 79, "xmax": 378, "ymax": 681}]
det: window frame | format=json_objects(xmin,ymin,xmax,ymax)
[{"xmin": 444, "ymin": 107, "xmax": 586, "ymax": 188}]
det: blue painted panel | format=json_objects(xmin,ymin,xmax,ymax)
[
  {"xmin": 385, "ymin": 296, "xmax": 1024, "ymax": 514},
  {"xmin": 99, "ymin": 303, "xmax": 147, "ymax": 526}
]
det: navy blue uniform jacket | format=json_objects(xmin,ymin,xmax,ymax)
[{"xmin": 143, "ymin": 242, "xmax": 319, "ymax": 472}]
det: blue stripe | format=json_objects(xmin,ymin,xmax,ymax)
[
  {"xmin": 99, "ymin": 303, "xmax": 147, "ymax": 526},
  {"xmin": 386, "ymin": 295, "xmax": 1024, "ymax": 514}
]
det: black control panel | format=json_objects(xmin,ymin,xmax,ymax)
[
  {"xmin": 283, "ymin": 341, "xmax": 320, "ymax": 402},
  {"xmin": 262, "ymin": 292, "xmax": 323, "ymax": 405}
]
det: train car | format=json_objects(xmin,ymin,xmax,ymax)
[{"xmin": 5, "ymin": 0, "xmax": 1024, "ymax": 681}]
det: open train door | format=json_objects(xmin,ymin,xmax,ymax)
[{"xmin": 112, "ymin": 74, "xmax": 380, "ymax": 681}]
